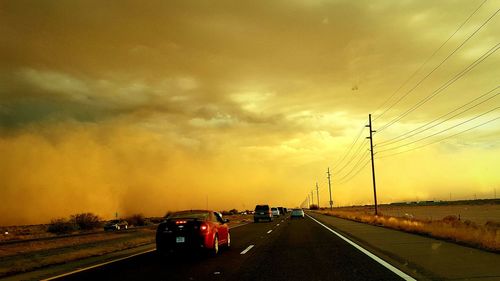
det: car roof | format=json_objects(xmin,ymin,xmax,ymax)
[{"xmin": 255, "ymin": 205, "xmax": 270, "ymax": 209}]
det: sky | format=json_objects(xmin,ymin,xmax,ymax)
[{"xmin": 0, "ymin": 0, "xmax": 499, "ymax": 225}]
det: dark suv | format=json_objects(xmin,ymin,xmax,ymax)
[{"xmin": 254, "ymin": 205, "xmax": 272, "ymax": 222}]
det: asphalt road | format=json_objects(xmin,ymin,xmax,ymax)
[{"xmin": 56, "ymin": 214, "xmax": 407, "ymax": 281}]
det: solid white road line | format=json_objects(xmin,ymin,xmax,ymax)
[
  {"xmin": 240, "ymin": 245, "xmax": 255, "ymax": 255},
  {"xmin": 306, "ymin": 214, "xmax": 416, "ymax": 281},
  {"xmin": 267, "ymin": 230, "xmax": 273, "ymax": 234},
  {"xmin": 41, "ymin": 248, "xmax": 157, "ymax": 281}
]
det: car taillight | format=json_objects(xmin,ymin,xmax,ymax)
[{"xmin": 200, "ymin": 223, "xmax": 208, "ymax": 233}]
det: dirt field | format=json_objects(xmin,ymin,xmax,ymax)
[
  {"xmin": 377, "ymin": 204, "xmax": 500, "ymax": 224},
  {"xmin": 335, "ymin": 204, "xmax": 500, "ymax": 224}
]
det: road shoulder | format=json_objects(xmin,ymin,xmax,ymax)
[{"xmin": 308, "ymin": 211, "xmax": 500, "ymax": 280}]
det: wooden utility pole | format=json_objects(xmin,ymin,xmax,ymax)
[
  {"xmin": 327, "ymin": 167, "xmax": 333, "ymax": 210},
  {"xmin": 316, "ymin": 182, "xmax": 320, "ymax": 208},
  {"xmin": 311, "ymin": 190, "xmax": 314, "ymax": 207},
  {"xmin": 366, "ymin": 114, "xmax": 378, "ymax": 215}
]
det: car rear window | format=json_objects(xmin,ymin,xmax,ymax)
[
  {"xmin": 168, "ymin": 211, "xmax": 209, "ymax": 220},
  {"xmin": 255, "ymin": 205, "xmax": 270, "ymax": 211}
]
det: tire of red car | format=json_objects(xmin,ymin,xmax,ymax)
[
  {"xmin": 212, "ymin": 235, "xmax": 219, "ymax": 255},
  {"xmin": 226, "ymin": 232, "xmax": 231, "ymax": 248}
]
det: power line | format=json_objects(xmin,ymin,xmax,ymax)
[
  {"xmin": 334, "ymin": 138, "xmax": 369, "ymax": 175},
  {"xmin": 336, "ymin": 151, "xmax": 370, "ymax": 183},
  {"xmin": 373, "ymin": 0, "xmax": 489, "ymax": 121},
  {"xmin": 338, "ymin": 158, "xmax": 371, "ymax": 185},
  {"xmin": 377, "ymin": 42, "xmax": 499, "ymax": 133},
  {"xmin": 376, "ymin": 8, "xmax": 499, "ymax": 132},
  {"xmin": 377, "ymin": 86, "xmax": 500, "ymax": 147},
  {"xmin": 332, "ymin": 125, "xmax": 365, "ymax": 171},
  {"xmin": 378, "ymin": 106, "xmax": 499, "ymax": 154},
  {"xmin": 377, "ymin": 114, "xmax": 500, "ymax": 159}
]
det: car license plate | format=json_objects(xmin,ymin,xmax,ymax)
[{"xmin": 176, "ymin": 237, "xmax": 185, "ymax": 243}]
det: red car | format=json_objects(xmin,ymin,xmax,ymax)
[{"xmin": 156, "ymin": 210, "xmax": 230, "ymax": 255}]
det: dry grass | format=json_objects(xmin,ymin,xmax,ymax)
[
  {"xmin": 374, "ymin": 204, "xmax": 500, "ymax": 224},
  {"xmin": 0, "ymin": 230, "xmax": 151, "ymax": 258},
  {"xmin": 319, "ymin": 208, "xmax": 500, "ymax": 252},
  {"xmin": 0, "ymin": 231, "xmax": 156, "ymax": 277}
]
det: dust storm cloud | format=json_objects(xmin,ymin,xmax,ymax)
[{"xmin": 1, "ymin": 0, "xmax": 499, "ymax": 224}]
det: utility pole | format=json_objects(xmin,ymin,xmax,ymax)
[
  {"xmin": 311, "ymin": 190, "xmax": 314, "ymax": 207},
  {"xmin": 366, "ymin": 114, "xmax": 378, "ymax": 215},
  {"xmin": 316, "ymin": 182, "xmax": 320, "ymax": 208},
  {"xmin": 307, "ymin": 194, "xmax": 310, "ymax": 208},
  {"xmin": 327, "ymin": 167, "xmax": 333, "ymax": 210}
]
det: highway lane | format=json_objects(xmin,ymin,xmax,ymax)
[{"xmin": 56, "ymin": 214, "xmax": 407, "ymax": 281}]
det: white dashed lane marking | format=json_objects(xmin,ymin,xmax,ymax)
[
  {"xmin": 240, "ymin": 245, "xmax": 255, "ymax": 255},
  {"xmin": 267, "ymin": 230, "xmax": 273, "ymax": 234}
]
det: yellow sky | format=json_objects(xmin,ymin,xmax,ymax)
[{"xmin": 1, "ymin": 0, "xmax": 499, "ymax": 225}]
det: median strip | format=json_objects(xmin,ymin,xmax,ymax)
[
  {"xmin": 306, "ymin": 214, "xmax": 416, "ymax": 281},
  {"xmin": 240, "ymin": 245, "xmax": 254, "ymax": 255}
]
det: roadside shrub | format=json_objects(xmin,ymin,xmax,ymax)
[
  {"xmin": 148, "ymin": 217, "xmax": 164, "ymax": 224},
  {"xmin": 221, "ymin": 209, "xmax": 239, "ymax": 215},
  {"xmin": 442, "ymin": 215, "xmax": 459, "ymax": 223},
  {"xmin": 126, "ymin": 213, "xmax": 146, "ymax": 226},
  {"xmin": 164, "ymin": 211, "xmax": 173, "ymax": 218},
  {"xmin": 70, "ymin": 213, "xmax": 101, "ymax": 230},
  {"xmin": 47, "ymin": 218, "xmax": 78, "ymax": 234},
  {"xmin": 309, "ymin": 204, "xmax": 319, "ymax": 210},
  {"xmin": 485, "ymin": 221, "xmax": 500, "ymax": 230}
]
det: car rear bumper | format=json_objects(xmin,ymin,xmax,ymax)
[
  {"xmin": 156, "ymin": 232, "xmax": 208, "ymax": 252},
  {"xmin": 254, "ymin": 214, "xmax": 272, "ymax": 220}
]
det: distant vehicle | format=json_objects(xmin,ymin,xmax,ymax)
[
  {"xmin": 283, "ymin": 207, "xmax": 288, "ymax": 213},
  {"xmin": 291, "ymin": 208, "xmax": 305, "ymax": 219},
  {"xmin": 277, "ymin": 207, "xmax": 285, "ymax": 215},
  {"xmin": 104, "ymin": 220, "xmax": 128, "ymax": 231},
  {"xmin": 156, "ymin": 210, "xmax": 230, "ymax": 256},
  {"xmin": 254, "ymin": 205, "xmax": 273, "ymax": 222},
  {"xmin": 271, "ymin": 207, "xmax": 280, "ymax": 217}
]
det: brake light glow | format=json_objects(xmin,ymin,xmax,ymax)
[
  {"xmin": 200, "ymin": 223, "xmax": 208, "ymax": 233},
  {"xmin": 175, "ymin": 220, "xmax": 187, "ymax": 224}
]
